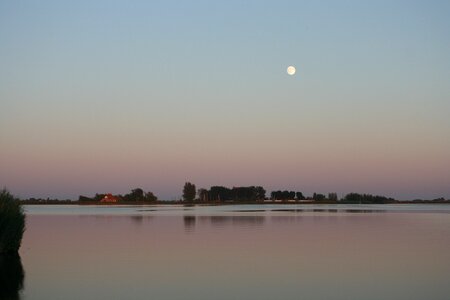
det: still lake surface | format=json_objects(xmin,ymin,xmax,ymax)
[{"xmin": 16, "ymin": 204, "xmax": 450, "ymax": 299}]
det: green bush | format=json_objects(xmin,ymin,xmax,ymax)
[
  {"xmin": 0, "ymin": 254, "xmax": 24, "ymax": 299},
  {"xmin": 0, "ymin": 189, "xmax": 26, "ymax": 255}
]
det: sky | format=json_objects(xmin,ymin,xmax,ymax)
[{"xmin": 1, "ymin": 0, "xmax": 449, "ymax": 200}]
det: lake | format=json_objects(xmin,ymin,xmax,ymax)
[{"xmin": 12, "ymin": 204, "xmax": 450, "ymax": 299}]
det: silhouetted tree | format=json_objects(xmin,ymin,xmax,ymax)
[
  {"xmin": 343, "ymin": 193, "xmax": 362, "ymax": 203},
  {"xmin": 313, "ymin": 193, "xmax": 326, "ymax": 201},
  {"xmin": 342, "ymin": 193, "xmax": 394, "ymax": 204},
  {"xmin": 254, "ymin": 186, "xmax": 266, "ymax": 200},
  {"xmin": 328, "ymin": 193, "xmax": 338, "ymax": 202},
  {"xmin": 183, "ymin": 182, "xmax": 196, "ymax": 202},
  {"xmin": 296, "ymin": 192, "xmax": 305, "ymax": 200},
  {"xmin": 210, "ymin": 186, "xmax": 232, "ymax": 201},
  {"xmin": 271, "ymin": 191, "xmax": 279, "ymax": 200},
  {"xmin": 288, "ymin": 191, "xmax": 296, "ymax": 199},
  {"xmin": 198, "ymin": 188, "xmax": 209, "ymax": 202},
  {"xmin": 78, "ymin": 195, "xmax": 92, "ymax": 202},
  {"xmin": 0, "ymin": 254, "xmax": 24, "ymax": 300},
  {"xmin": 229, "ymin": 186, "xmax": 266, "ymax": 202},
  {"xmin": 132, "ymin": 188, "xmax": 144, "ymax": 200},
  {"xmin": 94, "ymin": 193, "xmax": 106, "ymax": 202},
  {"xmin": 124, "ymin": 188, "xmax": 145, "ymax": 202},
  {"xmin": 0, "ymin": 189, "xmax": 25, "ymax": 255},
  {"xmin": 271, "ymin": 190, "xmax": 295, "ymax": 200},
  {"xmin": 144, "ymin": 191, "xmax": 157, "ymax": 202}
]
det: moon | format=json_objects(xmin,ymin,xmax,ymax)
[{"xmin": 287, "ymin": 66, "xmax": 296, "ymax": 75}]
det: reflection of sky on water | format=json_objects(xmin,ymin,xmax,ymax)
[
  {"xmin": 24, "ymin": 204, "xmax": 450, "ymax": 217},
  {"xmin": 19, "ymin": 206, "xmax": 450, "ymax": 300}
]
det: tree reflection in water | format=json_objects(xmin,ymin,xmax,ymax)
[
  {"xmin": 184, "ymin": 215, "xmax": 196, "ymax": 232},
  {"xmin": 0, "ymin": 254, "xmax": 24, "ymax": 300},
  {"xmin": 199, "ymin": 215, "xmax": 266, "ymax": 228}
]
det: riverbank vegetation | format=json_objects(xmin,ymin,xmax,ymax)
[
  {"xmin": 77, "ymin": 188, "xmax": 158, "ymax": 204},
  {"xmin": 0, "ymin": 254, "xmax": 24, "ymax": 299},
  {"xmin": 16, "ymin": 183, "xmax": 450, "ymax": 204},
  {"xmin": 0, "ymin": 189, "xmax": 26, "ymax": 255}
]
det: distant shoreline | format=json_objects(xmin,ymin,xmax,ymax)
[{"xmin": 20, "ymin": 200, "xmax": 450, "ymax": 205}]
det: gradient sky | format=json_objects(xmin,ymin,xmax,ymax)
[{"xmin": 1, "ymin": 0, "xmax": 449, "ymax": 200}]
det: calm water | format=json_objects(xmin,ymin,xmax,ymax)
[{"xmin": 12, "ymin": 204, "xmax": 450, "ymax": 299}]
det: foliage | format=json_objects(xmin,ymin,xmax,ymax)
[
  {"xmin": 0, "ymin": 189, "xmax": 26, "ymax": 255},
  {"xmin": 183, "ymin": 182, "xmax": 196, "ymax": 202},
  {"xmin": 342, "ymin": 193, "xmax": 395, "ymax": 204},
  {"xmin": 124, "ymin": 188, "xmax": 145, "ymax": 202},
  {"xmin": 79, "ymin": 188, "xmax": 158, "ymax": 203},
  {"xmin": 0, "ymin": 254, "xmax": 24, "ymax": 299},
  {"xmin": 328, "ymin": 193, "xmax": 338, "ymax": 202},
  {"xmin": 145, "ymin": 191, "xmax": 157, "ymax": 202},
  {"xmin": 296, "ymin": 192, "xmax": 305, "ymax": 200},
  {"xmin": 203, "ymin": 186, "xmax": 266, "ymax": 202},
  {"xmin": 197, "ymin": 188, "xmax": 209, "ymax": 202},
  {"xmin": 94, "ymin": 193, "xmax": 106, "ymax": 202},
  {"xmin": 230, "ymin": 186, "xmax": 266, "ymax": 201},
  {"xmin": 209, "ymin": 186, "xmax": 232, "ymax": 201},
  {"xmin": 313, "ymin": 193, "xmax": 326, "ymax": 201},
  {"xmin": 78, "ymin": 195, "xmax": 93, "ymax": 202},
  {"xmin": 270, "ymin": 190, "xmax": 296, "ymax": 200},
  {"xmin": 343, "ymin": 193, "xmax": 363, "ymax": 203},
  {"xmin": 253, "ymin": 186, "xmax": 266, "ymax": 200}
]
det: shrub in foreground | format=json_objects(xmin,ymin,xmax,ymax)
[
  {"xmin": 0, "ymin": 254, "xmax": 24, "ymax": 298},
  {"xmin": 0, "ymin": 189, "xmax": 26, "ymax": 255}
]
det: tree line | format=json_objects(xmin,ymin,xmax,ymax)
[
  {"xmin": 5, "ymin": 185, "xmax": 448, "ymax": 205},
  {"xmin": 186, "ymin": 184, "xmax": 266, "ymax": 203},
  {"xmin": 78, "ymin": 188, "xmax": 157, "ymax": 203},
  {"xmin": 40, "ymin": 183, "xmax": 400, "ymax": 204},
  {"xmin": 17, "ymin": 183, "xmax": 416, "ymax": 204},
  {"xmin": 183, "ymin": 183, "xmax": 395, "ymax": 204},
  {"xmin": 340, "ymin": 193, "xmax": 395, "ymax": 204}
]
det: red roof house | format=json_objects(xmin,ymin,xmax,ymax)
[{"xmin": 100, "ymin": 193, "xmax": 119, "ymax": 203}]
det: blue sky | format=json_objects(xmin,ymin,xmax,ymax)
[{"xmin": 1, "ymin": 0, "xmax": 449, "ymax": 199}]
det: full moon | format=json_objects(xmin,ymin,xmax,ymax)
[{"xmin": 287, "ymin": 66, "xmax": 296, "ymax": 75}]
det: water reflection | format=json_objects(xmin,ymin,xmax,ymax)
[
  {"xmin": 270, "ymin": 208, "xmax": 386, "ymax": 213},
  {"xmin": 198, "ymin": 215, "xmax": 265, "ymax": 228},
  {"xmin": 0, "ymin": 254, "xmax": 24, "ymax": 300},
  {"xmin": 231, "ymin": 210, "xmax": 266, "ymax": 213},
  {"xmin": 21, "ymin": 210, "xmax": 450, "ymax": 300},
  {"xmin": 130, "ymin": 215, "xmax": 144, "ymax": 225},
  {"xmin": 270, "ymin": 215, "xmax": 303, "ymax": 223},
  {"xmin": 184, "ymin": 216, "xmax": 196, "ymax": 232}
]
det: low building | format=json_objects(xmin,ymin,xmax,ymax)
[{"xmin": 100, "ymin": 193, "xmax": 119, "ymax": 203}]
